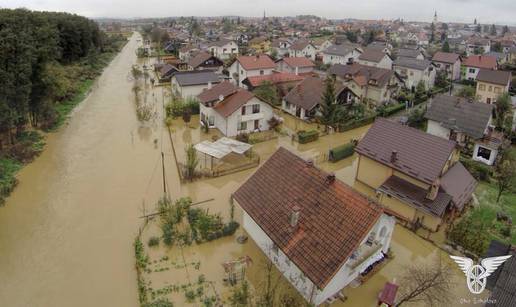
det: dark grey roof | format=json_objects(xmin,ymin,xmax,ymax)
[
  {"xmin": 487, "ymin": 246, "xmax": 516, "ymax": 307},
  {"xmin": 394, "ymin": 57, "xmax": 432, "ymax": 71},
  {"xmin": 396, "ymin": 48, "xmax": 423, "ymax": 59},
  {"xmin": 425, "ymin": 94, "xmax": 493, "ymax": 139},
  {"xmin": 485, "ymin": 240, "xmax": 511, "ymax": 291},
  {"xmin": 440, "ymin": 162, "xmax": 477, "ymax": 210},
  {"xmin": 323, "ymin": 43, "xmax": 361, "ymax": 56},
  {"xmin": 476, "ymin": 69, "xmax": 512, "ymax": 86},
  {"xmin": 172, "ymin": 71, "xmax": 221, "ymax": 86}
]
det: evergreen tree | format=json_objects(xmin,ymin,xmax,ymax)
[
  {"xmin": 489, "ymin": 24, "xmax": 497, "ymax": 36},
  {"xmin": 319, "ymin": 76, "xmax": 337, "ymax": 129},
  {"xmin": 442, "ymin": 41, "xmax": 451, "ymax": 52}
]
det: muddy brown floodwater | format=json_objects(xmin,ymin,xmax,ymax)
[{"xmin": 0, "ymin": 33, "xmax": 169, "ymax": 307}]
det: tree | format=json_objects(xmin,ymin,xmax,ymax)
[
  {"xmin": 442, "ymin": 41, "xmax": 450, "ymax": 52},
  {"xmin": 457, "ymin": 85, "xmax": 476, "ymax": 99},
  {"xmin": 184, "ymin": 144, "xmax": 198, "ymax": 180},
  {"xmin": 441, "ymin": 23, "xmax": 449, "ymax": 31},
  {"xmin": 490, "ymin": 24, "xmax": 497, "ymax": 36},
  {"xmin": 494, "ymin": 93, "xmax": 511, "ymax": 132},
  {"xmin": 229, "ymin": 281, "xmax": 251, "ymax": 307},
  {"xmin": 475, "ymin": 24, "xmax": 482, "ymax": 33},
  {"xmin": 502, "ymin": 25, "xmax": 510, "ymax": 36},
  {"xmin": 429, "ymin": 23, "xmax": 436, "ymax": 43},
  {"xmin": 253, "ymin": 81, "xmax": 279, "ymax": 106},
  {"xmin": 345, "ymin": 30, "xmax": 358, "ymax": 43},
  {"xmin": 494, "ymin": 148, "xmax": 516, "ymax": 203},
  {"xmin": 395, "ymin": 257, "xmax": 453, "ymax": 306},
  {"xmin": 318, "ymin": 76, "xmax": 337, "ymax": 129},
  {"xmin": 492, "ymin": 41, "xmax": 503, "ymax": 52}
]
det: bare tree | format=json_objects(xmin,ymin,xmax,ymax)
[{"xmin": 395, "ymin": 257, "xmax": 453, "ymax": 306}]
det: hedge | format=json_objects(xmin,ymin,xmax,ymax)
[
  {"xmin": 378, "ymin": 103, "xmax": 405, "ymax": 117},
  {"xmin": 337, "ymin": 116, "xmax": 376, "ymax": 132},
  {"xmin": 460, "ymin": 156, "xmax": 492, "ymax": 181},
  {"xmin": 297, "ymin": 130, "xmax": 319, "ymax": 144},
  {"xmin": 329, "ymin": 142, "xmax": 355, "ymax": 162}
]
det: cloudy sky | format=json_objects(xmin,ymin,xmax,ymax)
[{"xmin": 2, "ymin": 0, "xmax": 516, "ymax": 24}]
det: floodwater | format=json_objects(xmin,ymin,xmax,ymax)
[{"xmin": 0, "ymin": 32, "xmax": 484, "ymax": 307}]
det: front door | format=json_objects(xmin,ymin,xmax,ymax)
[
  {"xmin": 296, "ymin": 107, "xmax": 301, "ymax": 117},
  {"xmin": 487, "ymin": 98, "xmax": 491, "ymax": 104},
  {"xmin": 254, "ymin": 120, "xmax": 259, "ymax": 130}
]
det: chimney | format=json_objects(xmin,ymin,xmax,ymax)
[
  {"xmin": 326, "ymin": 173, "xmax": 336, "ymax": 185},
  {"xmin": 218, "ymin": 94, "xmax": 224, "ymax": 102},
  {"xmin": 290, "ymin": 205, "xmax": 301, "ymax": 227},
  {"xmin": 306, "ymin": 159, "xmax": 314, "ymax": 167},
  {"xmin": 208, "ymin": 81, "xmax": 212, "ymax": 89},
  {"xmin": 390, "ymin": 150, "xmax": 398, "ymax": 163},
  {"xmin": 295, "ymin": 66, "xmax": 299, "ymax": 76}
]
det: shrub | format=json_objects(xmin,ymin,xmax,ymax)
[
  {"xmin": 222, "ymin": 221, "xmax": 240, "ymax": 236},
  {"xmin": 329, "ymin": 142, "xmax": 355, "ymax": 162},
  {"xmin": 448, "ymin": 211, "xmax": 490, "ymax": 256},
  {"xmin": 297, "ymin": 130, "xmax": 319, "ymax": 144},
  {"xmin": 185, "ymin": 289, "xmax": 196, "ymax": 302},
  {"xmin": 377, "ymin": 103, "xmax": 405, "ymax": 117},
  {"xmin": 460, "ymin": 157, "xmax": 492, "ymax": 181},
  {"xmin": 235, "ymin": 133, "xmax": 249, "ymax": 143},
  {"xmin": 147, "ymin": 236, "xmax": 160, "ymax": 247},
  {"xmin": 337, "ymin": 115, "xmax": 376, "ymax": 132},
  {"xmin": 267, "ymin": 116, "xmax": 281, "ymax": 131},
  {"xmin": 0, "ymin": 158, "xmax": 22, "ymax": 205}
]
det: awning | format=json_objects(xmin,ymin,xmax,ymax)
[{"xmin": 194, "ymin": 137, "xmax": 252, "ymax": 159}]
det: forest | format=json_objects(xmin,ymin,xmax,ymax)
[{"xmin": 0, "ymin": 8, "xmax": 127, "ymax": 204}]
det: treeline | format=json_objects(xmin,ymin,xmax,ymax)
[{"xmin": 0, "ymin": 9, "xmax": 125, "ymax": 141}]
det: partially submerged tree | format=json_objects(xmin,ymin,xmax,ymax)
[
  {"xmin": 184, "ymin": 144, "xmax": 199, "ymax": 180},
  {"xmin": 318, "ymin": 76, "xmax": 337, "ymax": 129},
  {"xmin": 456, "ymin": 85, "xmax": 476, "ymax": 99},
  {"xmin": 254, "ymin": 81, "xmax": 279, "ymax": 106},
  {"xmin": 395, "ymin": 257, "xmax": 453, "ymax": 306}
]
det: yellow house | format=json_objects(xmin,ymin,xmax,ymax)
[
  {"xmin": 249, "ymin": 37, "xmax": 271, "ymax": 54},
  {"xmin": 475, "ymin": 69, "xmax": 512, "ymax": 104},
  {"xmin": 354, "ymin": 118, "xmax": 477, "ymax": 232}
]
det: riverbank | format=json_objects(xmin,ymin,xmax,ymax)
[{"xmin": 0, "ymin": 41, "xmax": 127, "ymax": 206}]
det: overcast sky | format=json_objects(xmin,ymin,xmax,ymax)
[{"xmin": 2, "ymin": 0, "xmax": 516, "ymax": 24}]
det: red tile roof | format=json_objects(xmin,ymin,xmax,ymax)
[
  {"xmin": 281, "ymin": 56, "xmax": 315, "ymax": 68},
  {"xmin": 245, "ymin": 72, "xmax": 304, "ymax": 87},
  {"xmin": 197, "ymin": 81, "xmax": 238, "ymax": 104},
  {"xmin": 432, "ymin": 51, "xmax": 461, "ymax": 64},
  {"xmin": 237, "ymin": 55, "xmax": 275, "ymax": 70},
  {"xmin": 356, "ymin": 118, "xmax": 456, "ymax": 184},
  {"xmin": 213, "ymin": 89, "xmax": 254, "ymax": 117},
  {"xmin": 233, "ymin": 147, "xmax": 383, "ymax": 289},
  {"xmin": 462, "ymin": 55, "xmax": 497, "ymax": 69}
]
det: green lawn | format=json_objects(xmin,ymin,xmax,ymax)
[
  {"xmin": 474, "ymin": 181, "xmax": 516, "ymax": 244},
  {"xmin": 0, "ymin": 157, "xmax": 22, "ymax": 205}
]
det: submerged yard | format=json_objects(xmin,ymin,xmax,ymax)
[{"xmin": 135, "ymin": 101, "xmax": 487, "ymax": 306}]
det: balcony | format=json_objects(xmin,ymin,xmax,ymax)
[
  {"xmin": 241, "ymin": 112, "xmax": 264, "ymax": 122},
  {"xmin": 346, "ymin": 242, "xmax": 383, "ymax": 271}
]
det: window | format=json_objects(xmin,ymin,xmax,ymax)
[
  {"xmin": 238, "ymin": 121, "xmax": 247, "ymax": 131},
  {"xmin": 469, "ymin": 68, "xmax": 476, "ymax": 73},
  {"xmin": 488, "ymin": 86, "xmax": 493, "ymax": 92},
  {"xmin": 271, "ymin": 243, "xmax": 279, "ymax": 255},
  {"xmin": 241, "ymin": 106, "xmax": 246, "ymax": 115},
  {"xmin": 366, "ymin": 232, "xmax": 376, "ymax": 246},
  {"xmin": 479, "ymin": 84, "xmax": 486, "ymax": 91},
  {"xmin": 208, "ymin": 116, "xmax": 214, "ymax": 127},
  {"xmin": 477, "ymin": 146, "xmax": 492, "ymax": 160},
  {"xmin": 494, "ymin": 87, "xmax": 501, "ymax": 94},
  {"xmin": 252, "ymin": 104, "xmax": 260, "ymax": 113},
  {"xmin": 260, "ymin": 70, "xmax": 264, "ymax": 75},
  {"xmin": 379, "ymin": 226, "xmax": 388, "ymax": 238}
]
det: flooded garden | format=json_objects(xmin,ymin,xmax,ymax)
[{"xmin": 0, "ymin": 33, "xmax": 489, "ymax": 307}]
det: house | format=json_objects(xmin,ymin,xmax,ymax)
[
  {"xmin": 396, "ymin": 48, "xmax": 425, "ymax": 60},
  {"xmin": 249, "ymin": 37, "xmax": 271, "ymax": 54},
  {"xmin": 431, "ymin": 52, "xmax": 461, "ymax": 81},
  {"xmin": 425, "ymin": 94, "xmax": 500, "ymax": 165},
  {"xmin": 233, "ymin": 147, "xmax": 396, "ymax": 306},
  {"xmin": 241, "ymin": 72, "xmax": 304, "ymax": 94},
  {"xmin": 271, "ymin": 38, "xmax": 293, "ymax": 57},
  {"xmin": 179, "ymin": 44, "xmax": 200, "ymax": 62},
  {"xmin": 207, "ymin": 39, "xmax": 239, "ymax": 60},
  {"xmin": 484, "ymin": 240, "xmax": 516, "ymax": 307},
  {"xmin": 466, "ymin": 37, "xmax": 491, "ymax": 55},
  {"xmin": 393, "ymin": 57, "xmax": 436, "ymax": 91},
  {"xmin": 366, "ymin": 41, "xmax": 393, "ymax": 55},
  {"xmin": 357, "ymin": 49, "xmax": 393, "ymax": 70},
  {"xmin": 275, "ymin": 57, "xmax": 315, "ymax": 75},
  {"xmin": 158, "ymin": 64, "xmax": 179, "ymax": 83},
  {"xmin": 228, "ymin": 55, "xmax": 276, "ymax": 88},
  {"xmin": 197, "ymin": 82, "xmax": 273, "ymax": 137},
  {"xmin": 171, "ymin": 70, "xmax": 221, "ymax": 99},
  {"xmin": 329, "ymin": 63, "xmax": 401, "ymax": 107},
  {"xmin": 322, "ymin": 43, "xmax": 363, "ymax": 65},
  {"xmin": 287, "ymin": 40, "xmax": 317, "ymax": 60},
  {"xmin": 187, "ymin": 51, "xmax": 224, "ymax": 73},
  {"xmin": 355, "ymin": 118, "xmax": 477, "ymax": 232},
  {"xmin": 282, "ymin": 76, "xmax": 354, "ymax": 120},
  {"xmin": 475, "ymin": 69, "xmax": 512, "ymax": 104},
  {"xmin": 462, "ymin": 55, "xmax": 498, "ymax": 81}
]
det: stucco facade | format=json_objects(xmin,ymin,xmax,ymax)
[
  {"xmin": 228, "ymin": 61, "xmax": 274, "ymax": 88},
  {"xmin": 476, "ymin": 80, "xmax": 510, "ymax": 104},
  {"xmin": 393, "ymin": 65, "xmax": 436, "ymax": 90}
]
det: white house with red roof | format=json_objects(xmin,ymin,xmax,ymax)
[
  {"xmin": 233, "ymin": 147, "xmax": 395, "ymax": 305},
  {"xmin": 228, "ymin": 55, "xmax": 276, "ymax": 87},
  {"xmin": 461, "ymin": 55, "xmax": 498, "ymax": 81},
  {"xmin": 275, "ymin": 57, "xmax": 315, "ymax": 75},
  {"xmin": 197, "ymin": 82, "xmax": 273, "ymax": 137}
]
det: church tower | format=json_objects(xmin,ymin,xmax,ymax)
[{"xmin": 433, "ymin": 11, "xmax": 438, "ymax": 24}]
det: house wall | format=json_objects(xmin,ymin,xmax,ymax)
[
  {"xmin": 427, "ymin": 120, "xmax": 451, "ymax": 139},
  {"xmin": 476, "ymin": 81, "xmax": 509, "ymax": 104},
  {"xmin": 276, "ymin": 62, "xmax": 313, "ymax": 75},
  {"xmin": 357, "ymin": 56, "xmax": 393, "ymax": 70},
  {"xmin": 229, "ymin": 61, "xmax": 274, "ymax": 88},
  {"xmin": 434, "ymin": 60, "xmax": 461, "ymax": 81},
  {"xmin": 394, "ymin": 66, "xmax": 436, "ymax": 90},
  {"xmin": 240, "ymin": 205, "xmax": 395, "ymax": 306},
  {"xmin": 173, "ymin": 82, "xmax": 211, "ymax": 99},
  {"xmin": 209, "ymin": 41, "xmax": 238, "ymax": 60},
  {"xmin": 472, "ymin": 143, "xmax": 498, "ymax": 166},
  {"xmin": 289, "ymin": 45, "xmax": 316, "ymax": 60},
  {"xmin": 462, "ymin": 66, "xmax": 480, "ymax": 81},
  {"xmin": 281, "ymin": 99, "xmax": 308, "ymax": 120},
  {"xmin": 322, "ymin": 50, "xmax": 361, "ymax": 65}
]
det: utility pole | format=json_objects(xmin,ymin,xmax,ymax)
[{"xmin": 161, "ymin": 151, "xmax": 167, "ymax": 195}]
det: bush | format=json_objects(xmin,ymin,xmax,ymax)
[
  {"xmin": 235, "ymin": 133, "xmax": 249, "ymax": 143},
  {"xmin": 337, "ymin": 115, "xmax": 376, "ymax": 132},
  {"xmin": 143, "ymin": 299, "xmax": 173, "ymax": 307},
  {"xmin": 448, "ymin": 211, "xmax": 490, "ymax": 256},
  {"xmin": 0, "ymin": 157, "xmax": 22, "ymax": 205},
  {"xmin": 147, "ymin": 236, "xmax": 160, "ymax": 247},
  {"xmin": 297, "ymin": 130, "xmax": 319, "ymax": 144},
  {"xmin": 377, "ymin": 103, "xmax": 405, "ymax": 117},
  {"xmin": 460, "ymin": 157, "xmax": 492, "ymax": 181},
  {"xmin": 329, "ymin": 142, "xmax": 355, "ymax": 162},
  {"xmin": 222, "ymin": 221, "xmax": 240, "ymax": 236}
]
